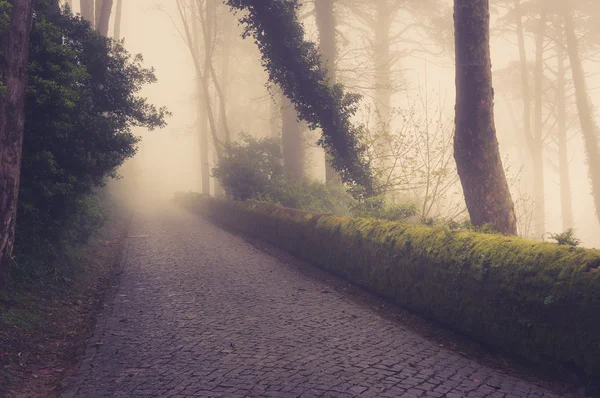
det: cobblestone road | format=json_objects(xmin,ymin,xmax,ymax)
[{"xmin": 62, "ymin": 205, "xmax": 567, "ymax": 398}]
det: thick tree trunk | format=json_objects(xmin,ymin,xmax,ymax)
[
  {"xmin": 96, "ymin": 0, "xmax": 113, "ymax": 37},
  {"xmin": 532, "ymin": 8, "xmax": 546, "ymax": 238},
  {"xmin": 113, "ymin": 0, "xmax": 123, "ymax": 39},
  {"xmin": 0, "ymin": 0, "xmax": 33, "ymax": 289},
  {"xmin": 80, "ymin": 0, "xmax": 94, "ymax": 26},
  {"xmin": 314, "ymin": 0, "xmax": 339, "ymax": 185},
  {"xmin": 453, "ymin": 0, "xmax": 517, "ymax": 235},
  {"xmin": 281, "ymin": 94, "xmax": 304, "ymax": 182},
  {"xmin": 556, "ymin": 41, "xmax": 573, "ymax": 231},
  {"xmin": 564, "ymin": 9, "xmax": 600, "ymax": 225},
  {"xmin": 95, "ymin": 0, "xmax": 102, "ymax": 27}
]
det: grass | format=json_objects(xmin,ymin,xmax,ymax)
[{"xmin": 0, "ymin": 194, "xmax": 131, "ymax": 396}]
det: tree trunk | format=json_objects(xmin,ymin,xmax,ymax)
[
  {"xmin": 95, "ymin": 0, "xmax": 102, "ymax": 27},
  {"xmin": 314, "ymin": 0, "xmax": 340, "ymax": 186},
  {"xmin": 183, "ymin": 0, "xmax": 222, "ymax": 160},
  {"xmin": 269, "ymin": 92, "xmax": 281, "ymax": 139},
  {"xmin": 281, "ymin": 94, "xmax": 304, "ymax": 182},
  {"xmin": 556, "ymin": 40, "xmax": 573, "ymax": 231},
  {"xmin": 80, "ymin": 0, "xmax": 94, "ymax": 25},
  {"xmin": 113, "ymin": 0, "xmax": 123, "ymax": 39},
  {"xmin": 198, "ymin": 78, "xmax": 210, "ymax": 195},
  {"xmin": 453, "ymin": 0, "xmax": 517, "ymax": 234},
  {"xmin": 564, "ymin": 8, "xmax": 600, "ymax": 225},
  {"xmin": 190, "ymin": 0, "xmax": 210, "ymax": 195},
  {"xmin": 213, "ymin": 0, "xmax": 232, "ymax": 145},
  {"xmin": 374, "ymin": 0, "xmax": 391, "ymax": 126},
  {"xmin": 96, "ymin": 0, "xmax": 113, "ymax": 37},
  {"xmin": 0, "ymin": 0, "xmax": 33, "ymax": 289},
  {"xmin": 532, "ymin": 7, "xmax": 546, "ymax": 238}
]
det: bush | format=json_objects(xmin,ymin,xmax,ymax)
[
  {"xmin": 212, "ymin": 134, "xmax": 353, "ymax": 215},
  {"xmin": 349, "ymin": 196, "xmax": 418, "ymax": 222},
  {"xmin": 548, "ymin": 229, "xmax": 581, "ymax": 247},
  {"xmin": 177, "ymin": 194, "xmax": 600, "ymax": 379},
  {"xmin": 13, "ymin": 0, "xmax": 168, "ymax": 282}
]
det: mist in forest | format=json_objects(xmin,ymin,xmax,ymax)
[{"xmin": 76, "ymin": 0, "xmax": 600, "ymax": 248}]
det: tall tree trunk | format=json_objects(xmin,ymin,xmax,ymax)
[
  {"xmin": 80, "ymin": 0, "xmax": 94, "ymax": 25},
  {"xmin": 453, "ymin": 0, "xmax": 517, "ymax": 235},
  {"xmin": 181, "ymin": 0, "xmax": 222, "ymax": 160},
  {"xmin": 190, "ymin": 0, "xmax": 210, "ymax": 195},
  {"xmin": 269, "ymin": 92, "xmax": 281, "ymax": 139},
  {"xmin": 199, "ymin": 0, "xmax": 231, "ymax": 146},
  {"xmin": 532, "ymin": 7, "xmax": 546, "ymax": 237},
  {"xmin": 281, "ymin": 94, "xmax": 304, "ymax": 182},
  {"xmin": 564, "ymin": 8, "xmax": 600, "ymax": 225},
  {"xmin": 314, "ymin": 0, "xmax": 339, "ymax": 185},
  {"xmin": 374, "ymin": 0, "xmax": 391, "ymax": 126},
  {"xmin": 0, "ymin": 0, "xmax": 33, "ymax": 289},
  {"xmin": 556, "ymin": 40, "xmax": 573, "ymax": 231},
  {"xmin": 95, "ymin": 0, "xmax": 102, "ymax": 27},
  {"xmin": 113, "ymin": 0, "xmax": 123, "ymax": 39},
  {"xmin": 214, "ymin": 0, "xmax": 232, "ymax": 145},
  {"xmin": 514, "ymin": 0, "xmax": 536, "ymax": 221},
  {"xmin": 96, "ymin": 0, "xmax": 113, "ymax": 37},
  {"xmin": 197, "ymin": 77, "xmax": 210, "ymax": 195}
]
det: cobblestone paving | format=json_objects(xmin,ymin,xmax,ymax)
[{"xmin": 62, "ymin": 206, "xmax": 565, "ymax": 398}]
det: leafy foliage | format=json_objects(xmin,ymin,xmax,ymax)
[
  {"xmin": 349, "ymin": 196, "xmax": 418, "ymax": 222},
  {"xmin": 226, "ymin": 0, "xmax": 376, "ymax": 199},
  {"xmin": 13, "ymin": 0, "xmax": 168, "ymax": 281},
  {"xmin": 548, "ymin": 229, "xmax": 582, "ymax": 247},
  {"xmin": 212, "ymin": 134, "xmax": 352, "ymax": 215}
]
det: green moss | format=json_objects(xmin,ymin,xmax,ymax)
[{"xmin": 176, "ymin": 193, "xmax": 600, "ymax": 378}]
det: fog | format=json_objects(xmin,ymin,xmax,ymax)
[{"xmin": 71, "ymin": 0, "xmax": 600, "ymax": 247}]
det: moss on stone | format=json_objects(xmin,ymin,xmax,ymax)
[{"xmin": 176, "ymin": 193, "xmax": 600, "ymax": 378}]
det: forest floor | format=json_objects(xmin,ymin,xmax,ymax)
[
  {"xmin": 58, "ymin": 203, "xmax": 591, "ymax": 398},
  {"xmin": 0, "ymin": 207, "xmax": 131, "ymax": 397}
]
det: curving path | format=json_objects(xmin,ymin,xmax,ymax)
[{"xmin": 62, "ymin": 205, "xmax": 567, "ymax": 398}]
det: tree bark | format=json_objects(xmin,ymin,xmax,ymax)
[
  {"xmin": 314, "ymin": 0, "xmax": 339, "ymax": 185},
  {"xmin": 0, "ymin": 0, "xmax": 33, "ymax": 289},
  {"xmin": 556, "ymin": 40, "xmax": 573, "ymax": 230},
  {"xmin": 564, "ymin": 8, "xmax": 600, "ymax": 225},
  {"xmin": 532, "ymin": 7, "xmax": 546, "ymax": 237},
  {"xmin": 453, "ymin": 0, "xmax": 517, "ymax": 234},
  {"xmin": 281, "ymin": 94, "xmax": 304, "ymax": 182},
  {"xmin": 96, "ymin": 0, "xmax": 113, "ymax": 37},
  {"xmin": 190, "ymin": 0, "xmax": 210, "ymax": 195},
  {"xmin": 374, "ymin": 0, "xmax": 391, "ymax": 126},
  {"xmin": 313, "ymin": 0, "xmax": 341, "ymax": 185},
  {"xmin": 113, "ymin": 0, "xmax": 123, "ymax": 39},
  {"xmin": 269, "ymin": 92, "xmax": 281, "ymax": 139},
  {"xmin": 80, "ymin": 0, "xmax": 94, "ymax": 26}
]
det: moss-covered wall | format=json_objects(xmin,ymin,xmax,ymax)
[{"xmin": 176, "ymin": 193, "xmax": 600, "ymax": 378}]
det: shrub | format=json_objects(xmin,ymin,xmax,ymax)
[
  {"xmin": 548, "ymin": 229, "xmax": 581, "ymax": 247},
  {"xmin": 12, "ymin": 0, "xmax": 168, "ymax": 282},
  {"xmin": 212, "ymin": 134, "xmax": 353, "ymax": 215}
]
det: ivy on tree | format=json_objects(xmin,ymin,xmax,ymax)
[{"xmin": 226, "ymin": 0, "xmax": 376, "ymax": 199}]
